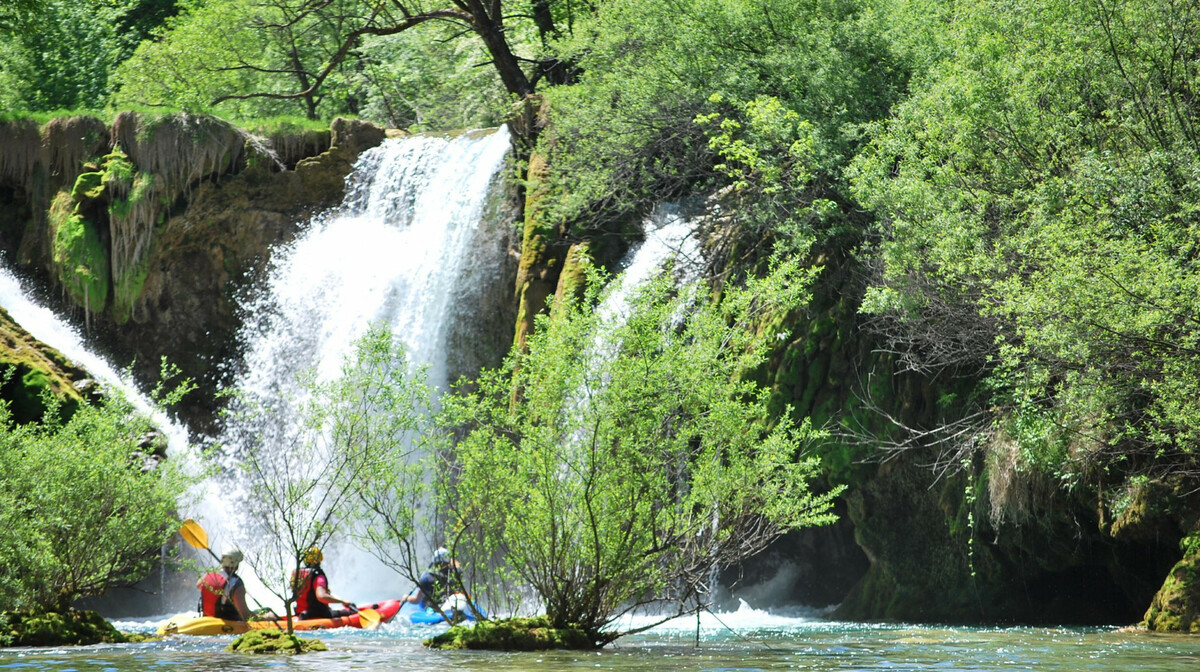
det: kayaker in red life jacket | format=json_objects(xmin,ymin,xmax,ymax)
[
  {"xmin": 196, "ymin": 548, "xmax": 252, "ymax": 621},
  {"xmin": 292, "ymin": 547, "xmax": 356, "ymax": 620}
]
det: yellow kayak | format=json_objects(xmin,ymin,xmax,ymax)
[{"xmin": 156, "ymin": 599, "xmax": 402, "ymax": 635}]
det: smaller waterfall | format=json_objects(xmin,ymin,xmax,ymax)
[
  {"xmin": 0, "ymin": 267, "xmax": 190, "ymax": 452},
  {"xmin": 593, "ymin": 203, "xmax": 702, "ymax": 343}
]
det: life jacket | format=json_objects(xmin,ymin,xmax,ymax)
[
  {"xmin": 294, "ymin": 566, "xmax": 332, "ymax": 619},
  {"xmin": 199, "ymin": 571, "xmax": 243, "ymax": 620}
]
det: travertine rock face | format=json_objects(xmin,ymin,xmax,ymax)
[{"xmin": 0, "ymin": 114, "xmax": 384, "ymax": 430}]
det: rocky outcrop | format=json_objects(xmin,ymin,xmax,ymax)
[
  {"xmin": 1143, "ymin": 530, "xmax": 1200, "ymax": 632},
  {"xmin": 0, "ymin": 113, "xmax": 384, "ymax": 430}
]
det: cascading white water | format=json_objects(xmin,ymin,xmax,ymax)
[
  {"xmin": 0, "ymin": 268, "xmax": 190, "ymax": 453},
  {"xmin": 188, "ymin": 127, "xmax": 514, "ymax": 609},
  {"xmin": 595, "ymin": 203, "xmax": 701, "ymax": 327}
]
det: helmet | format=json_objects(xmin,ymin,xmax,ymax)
[
  {"xmin": 432, "ymin": 547, "xmax": 450, "ymax": 567},
  {"xmin": 303, "ymin": 547, "xmax": 323, "ymax": 566},
  {"xmin": 220, "ymin": 548, "xmax": 243, "ymax": 570}
]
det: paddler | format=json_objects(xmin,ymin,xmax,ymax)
[
  {"xmin": 293, "ymin": 547, "xmax": 357, "ymax": 620},
  {"xmin": 196, "ymin": 548, "xmax": 253, "ymax": 621},
  {"xmin": 403, "ymin": 547, "xmax": 456, "ymax": 609}
]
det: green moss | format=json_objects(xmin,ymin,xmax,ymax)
[
  {"xmin": 70, "ymin": 171, "xmax": 104, "ymax": 201},
  {"xmin": 102, "ymin": 150, "xmax": 135, "ymax": 189},
  {"xmin": 227, "ymin": 629, "xmax": 327, "ymax": 655},
  {"xmin": 1142, "ymin": 531, "xmax": 1200, "ymax": 632},
  {"xmin": 120, "ymin": 632, "xmax": 163, "ymax": 643},
  {"xmin": 48, "ymin": 192, "xmax": 109, "ymax": 313},
  {"xmin": 0, "ymin": 609, "xmax": 127, "ymax": 647},
  {"xmin": 426, "ymin": 616, "xmax": 594, "ymax": 651}
]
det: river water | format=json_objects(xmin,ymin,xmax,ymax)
[{"xmin": 2, "ymin": 607, "xmax": 1197, "ymax": 671}]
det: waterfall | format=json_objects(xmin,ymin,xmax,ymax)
[
  {"xmin": 596, "ymin": 203, "xmax": 701, "ymax": 325},
  {"xmin": 0, "ymin": 268, "xmax": 189, "ymax": 454},
  {"xmin": 189, "ymin": 127, "xmax": 515, "ymax": 609}
]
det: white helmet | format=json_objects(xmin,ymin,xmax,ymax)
[
  {"xmin": 220, "ymin": 548, "xmax": 243, "ymax": 570},
  {"xmin": 432, "ymin": 547, "xmax": 450, "ymax": 567}
]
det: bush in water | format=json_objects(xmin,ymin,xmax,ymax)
[
  {"xmin": 0, "ymin": 367, "xmax": 189, "ymax": 613},
  {"xmin": 438, "ymin": 259, "xmax": 842, "ymax": 646}
]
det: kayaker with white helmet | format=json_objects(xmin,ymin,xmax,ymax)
[
  {"xmin": 403, "ymin": 546, "xmax": 457, "ymax": 609},
  {"xmin": 196, "ymin": 547, "xmax": 252, "ymax": 620}
]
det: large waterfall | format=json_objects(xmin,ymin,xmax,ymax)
[
  {"xmin": 0, "ymin": 127, "xmax": 709, "ymax": 618},
  {"xmin": 188, "ymin": 127, "xmax": 516, "ymax": 610}
]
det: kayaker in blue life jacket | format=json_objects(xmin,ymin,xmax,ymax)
[
  {"xmin": 292, "ymin": 546, "xmax": 356, "ymax": 620},
  {"xmin": 196, "ymin": 548, "xmax": 252, "ymax": 621},
  {"xmin": 404, "ymin": 547, "xmax": 457, "ymax": 609}
]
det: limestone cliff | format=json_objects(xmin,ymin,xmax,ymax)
[{"xmin": 0, "ymin": 113, "xmax": 385, "ymax": 430}]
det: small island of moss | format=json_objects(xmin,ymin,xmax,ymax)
[{"xmin": 426, "ymin": 616, "xmax": 595, "ymax": 651}]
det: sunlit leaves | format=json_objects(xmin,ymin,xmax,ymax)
[{"xmin": 439, "ymin": 258, "xmax": 838, "ymax": 642}]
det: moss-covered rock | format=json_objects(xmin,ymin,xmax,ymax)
[
  {"xmin": 1142, "ymin": 531, "xmax": 1200, "ymax": 632},
  {"xmin": 48, "ymin": 191, "xmax": 109, "ymax": 314},
  {"xmin": 513, "ymin": 151, "xmax": 569, "ymax": 350},
  {"xmin": 227, "ymin": 628, "xmax": 327, "ymax": 654},
  {"xmin": 0, "ymin": 609, "xmax": 126, "ymax": 647},
  {"xmin": 426, "ymin": 616, "xmax": 594, "ymax": 651},
  {"xmin": 0, "ymin": 306, "xmax": 89, "ymax": 423}
]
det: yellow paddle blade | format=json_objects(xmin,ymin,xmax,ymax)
[
  {"xmin": 358, "ymin": 608, "xmax": 382, "ymax": 630},
  {"xmin": 179, "ymin": 519, "xmax": 210, "ymax": 551}
]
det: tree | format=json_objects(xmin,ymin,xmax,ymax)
[
  {"xmin": 329, "ymin": 326, "xmax": 446, "ymax": 611},
  {"xmin": 0, "ymin": 377, "xmax": 189, "ymax": 612},
  {"xmin": 535, "ymin": 0, "xmax": 905, "ymax": 236},
  {"xmin": 438, "ymin": 259, "xmax": 841, "ymax": 645},
  {"xmin": 0, "ymin": 0, "xmax": 178, "ymax": 111},
  {"xmin": 114, "ymin": 0, "xmax": 577, "ymax": 122},
  {"xmin": 225, "ymin": 322, "xmax": 428, "ymax": 631},
  {"xmin": 849, "ymin": 0, "xmax": 1200, "ymax": 498}
]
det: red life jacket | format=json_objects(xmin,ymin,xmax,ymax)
[
  {"xmin": 293, "ymin": 567, "xmax": 331, "ymax": 619},
  {"xmin": 199, "ymin": 571, "xmax": 227, "ymax": 617}
]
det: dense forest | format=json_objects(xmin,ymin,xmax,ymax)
[{"xmin": 2, "ymin": 0, "xmax": 1200, "ymax": 640}]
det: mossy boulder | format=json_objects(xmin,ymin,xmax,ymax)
[
  {"xmin": 227, "ymin": 628, "xmax": 327, "ymax": 654},
  {"xmin": 426, "ymin": 616, "xmax": 594, "ymax": 651},
  {"xmin": 0, "ymin": 609, "xmax": 126, "ymax": 647},
  {"xmin": 1142, "ymin": 531, "xmax": 1200, "ymax": 632},
  {"xmin": 0, "ymin": 306, "xmax": 90, "ymax": 423},
  {"xmin": 48, "ymin": 190, "xmax": 109, "ymax": 314}
]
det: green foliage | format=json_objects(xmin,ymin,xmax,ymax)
[
  {"xmin": 850, "ymin": 0, "xmax": 1200, "ymax": 491},
  {"xmin": 0, "ymin": 0, "xmax": 178, "ymax": 112},
  {"xmin": 540, "ymin": 0, "xmax": 905, "ymax": 230},
  {"xmin": 111, "ymin": 0, "xmax": 312, "ymax": 118},
  {"xmin": 356, "ymin": 24, "xmax": 511, "ymax": 131},
  {"xmin": 440, "ymin": 259, "xmax": 839, "ymax": 643},
  {"xmin": 0, "ymin": 388, "xmax": 187, "ymax": 612}
]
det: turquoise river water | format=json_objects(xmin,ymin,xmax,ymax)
[{"xmin": 2, "ymin": 606, "xmax": 1198, "ymax": 671}]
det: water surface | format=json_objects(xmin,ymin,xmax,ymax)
[{"xmin": 3, "ymin": 607, "xmax": 1197, "ymax": 671}]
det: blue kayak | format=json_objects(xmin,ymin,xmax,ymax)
[{"xmin": 399, "ymin": 593, "xmax": 484, "ymax": 624}]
